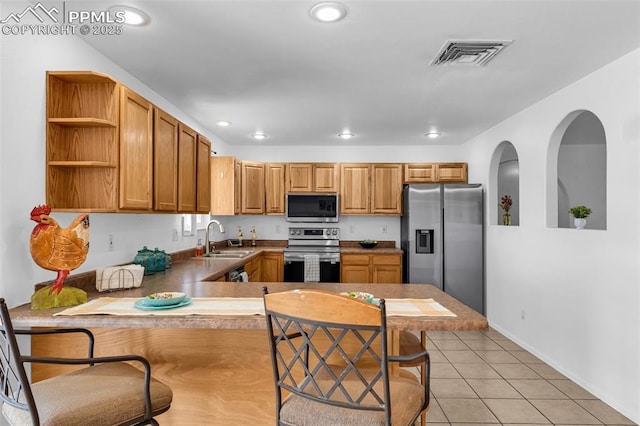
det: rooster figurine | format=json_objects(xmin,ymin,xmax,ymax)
[{"xmin": 29, "ymin": 204, "xmax": 89, "ymax": 309}]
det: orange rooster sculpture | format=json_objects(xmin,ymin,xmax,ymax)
[{"xmin": 29, "ymin": 204, "xmax": 90, "ymax": 309}]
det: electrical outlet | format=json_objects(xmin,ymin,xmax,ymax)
[
  {"xmin": 521, "ymin": 310, "xmax": 526, "ymax": 320},
  {"xmin": 108, "ymin": 234, "xmax": 114, "ymax": 251},
  {"xmin": 172, "ymin": 228, "xmax": 179, "ymax": 242},
  {"xmin": 382, "ymin": 225, "xmax": 388, "ymax": 233},
  {"xmin": 349, "ymin": 225, "xmax": 355, "ymax": 233},
  {"xmin": 275, "ymin": 224, "xmax": 281, "ymax": 233}
]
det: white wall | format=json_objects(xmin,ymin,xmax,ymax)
[
  {"xmin": 0, "ymin": 22, "xmax": 228, "ymax": 309},
  {"xmin": 465, "ymin": 49, "xmax": 639, "ymax": 422}
]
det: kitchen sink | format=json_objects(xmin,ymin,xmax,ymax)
[{"xmin": 195, "ymin": 250, "xmax": 253, "ymax": 259}]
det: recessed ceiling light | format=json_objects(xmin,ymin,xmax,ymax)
[
  {"xmin": 251, "ymin": 132, "xmax": 267, "ymax": 140},
  {"xmin": 338, "ymin": 132, "xmax": 354, "ymax": 140},
  {"xmin": 109, "ymin": 5, "xmax": 150, "ymax": 26},
  {"xmin": 425, "ymin": 131, "xmax": 442, "ymax": 139},
  {"xmin": 310, "ymin": 2, "xmax": 347, "ymax": 23},
  {"xmin": 216, "ymin": 120, "xmax": 232, "ymax": 127}
]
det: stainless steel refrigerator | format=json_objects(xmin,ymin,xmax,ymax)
[{"xmin": 401, "ymin": 184, "xmax": 484, "ymax": 314}]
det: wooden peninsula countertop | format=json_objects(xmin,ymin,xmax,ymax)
[
  {"xmin": 11, "ymin": 249, "xmax": 487, "ymax": 425},
  {"xmin": 11, "ymin": 249, "xmax": 486, "ymax": 332}
]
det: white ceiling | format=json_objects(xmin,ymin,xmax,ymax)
[{"xmin": 76, "ymin": 0, "xmax": 640, "ymax": 146}]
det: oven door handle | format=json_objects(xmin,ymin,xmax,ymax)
[{"xmin": 284, "ymin": 255, "xmax": 340, "ymax": 263}]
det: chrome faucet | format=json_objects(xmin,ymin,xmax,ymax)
[{"xmin": 205, "ymin": 219, "xmax": 225, "ymax": 255}]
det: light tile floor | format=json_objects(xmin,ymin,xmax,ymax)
[{"xmin": 406, "ymin": 329, "xmax": 637, "ymax": 426}]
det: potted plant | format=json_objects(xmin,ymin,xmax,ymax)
[
  {"xmin": 499, "ymin": 195, "xmax": 512, "ymax": 225},
  {"xmin": 569, "ymin": 205, "xmax": 591, "ymax": 230}
]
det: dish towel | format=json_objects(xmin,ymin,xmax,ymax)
[
  {"xmin": 304, "ymin": 254, "xmax": 320, "ymax": 282},
  {"xmin": 239, "ymin": 271, "xmax": 249, "ymax": 282}
]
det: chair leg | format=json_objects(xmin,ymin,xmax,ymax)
[{"xmin": 420, "ymin": 331, "xmax": 427, "ymax": 426}]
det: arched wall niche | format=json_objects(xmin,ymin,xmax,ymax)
[
  {"xmin": 546, "ymin": 110, "xmax": 607, "ymax": 230},
  {"xmin": 489, "ymin": 141, "xmax": 520, "ymax": 226}
]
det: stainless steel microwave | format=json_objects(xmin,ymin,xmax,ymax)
[{"xmin": 286, "ymin": 193, "xmax": 339, "ymax": 223}]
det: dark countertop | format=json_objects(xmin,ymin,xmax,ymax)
[{"xmin": 11, "ymin": 246, "xmax": 487, "ymax": 332}]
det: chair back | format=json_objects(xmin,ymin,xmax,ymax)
[
  {"xmin": 262, "ymin": 288, "xmax": 394, "ymax": 423},
  {"xmin": 0, "ymin": 298, "xmax": 39, "ymax": 424}
]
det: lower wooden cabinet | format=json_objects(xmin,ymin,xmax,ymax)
[
  {"xmin": 261, "ymin": 252, "xmax": 284, "ymax": 282},
  {"xmin": 245, "ymin": 256, "xmax": 261, "ymax": 282},
  {"xmin": 340, "ymin": 253, "xmax": 402, "ymax": 283}
]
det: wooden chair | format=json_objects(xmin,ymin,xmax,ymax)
[
  {"xmin": 0, "ymin": 298, "xmax": 172, "ymax": 426},
  {"xmin": 262, "ymin": 287, "xmax": 430, "ymax": 426}
]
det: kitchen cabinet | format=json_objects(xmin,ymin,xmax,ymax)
[
  {"xmin": 436, "ymin": 163, "xmax": 468, "ymax": 182},
  {"xmin": 404, "ymin": 163, "xmax": 435, "ymax": 183},
  {"xmin": 340, "ymin": 164, "xmax": 370, "ymax": 214},
  {"xmin": 119, "ymin": 87, "xmax": 153, "ymax": 210},
  {"xmin": 196, "ymin": 135, "xmax": 211, "ymax": 213},
  {"xmin": 371, "ymin": 163, "xmax": 403, "ymax": 214},
  {"xmin": 286, "ymin": 163, "xmax": 339, "ymax": 193},
  {"xmin": 340, "ymin": 253, "xmax": 402, "ymax": 283},
  {"xmin": 265, "ymin": 163, "xmax": 286, "ymax": 214},
  {"xmin": 241, "ymin": 161, "xmax": 265, "ymax": 214},
  {"xmin": 261, "ymin": 252, "xmax": 284, "ymax": 282},
  {"xmin": 46, "ymin": 71, "xmax": 120, "ymax": 211},
  {"xmin": 153, "ymin": 108, "xmax": 179, "ymax": 211},
  {"xmin": 177, "ymin": 123, "xmax": 197, "ymax": 212},
  {"xmin": 245, "ymin": 256, "xmax": 262, "ymax": 282},
  {"xmin": 340, "ymin": 163, "xmax": 402, "ymax": 215},
  {"xmin": 404, "ymin": 162, "xmax": 467, "ymax": 183},
  {"xmin": 210, "ymin": 156, "xmax": 241, "ymax": 215}
]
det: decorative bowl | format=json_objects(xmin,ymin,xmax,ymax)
[
  {"xmin": 341, "ymin": 292, "xmax": 375, "ymax": 303},
  {"xmin": 143, "ymin": 292, "xmax": 186, "ymax": 306},
  {"xmin": 359, "ymin": 240, "xmax": 378, "ymax": 249}
]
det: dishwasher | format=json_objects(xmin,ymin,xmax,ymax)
[{"xmin": 229, "ymin": 265, "xmax": 247, "ymax": 282}]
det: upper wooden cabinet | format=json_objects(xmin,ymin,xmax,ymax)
[
  {"xmin": 177, "ymin": 123, "xmax": 197, "ymax": 212},
  {"xmin": 119, "ymin": 87, "xmax": 153, "ymax": 210},
  {"xmin": 340, "ymin": 164, "xmax": 370, "ymax": 214},
  {"xmin": 210, "ymin": 156, "xmax": 241, "ymax": 215},
  {"xmin": 340, "ymin": 163, "xmax": 402, "ymax": 215},
  {"xmin": 265, "ymin": 163, "xmax": 286, "ymax": 214},
  {"xmin": 286, "ymin": 163, "xmax": 339, "ymax": 193},
  {"xmin": 404, "ymin": 162, "xmax": 467, "ymax": 183},
  {"xmin": 46, "ymin": 71, "xmax": 210, "ymax": 213},
  {"xmin": 371, "ymin": 163, "xmax": 403, "ymax": 214},
  {"xmin": 46, "ymin": 71, "xmax": 119, "ymax": 211},
  {"xmin": 436, "ymin": 163, "xmax": 468, "ymax": 182},
  {"xmin": 196, "ymin": 135, "xmax": 211, "ymax": 213},
  {"xmin": 153, "ymin": 108, "xmax": 179, "ymax": 211},
  {"xmin": 404, "ymin": 163, "xmax": 435, "ymax": 183},
  {"xmin": 241, "ymin": 161, "xmax": 265, "ymax": 214}
]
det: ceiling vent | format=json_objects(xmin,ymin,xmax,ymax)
[{"xmin": 430, "ymin": 40, "xmax": 513, "ymax": 67}]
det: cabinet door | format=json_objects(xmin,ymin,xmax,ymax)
[
  {"xmin": 245, "ymin": 257, "xmax": 262, "ymax": 282},
  {"xmin": 153, "ymin": 108, "xmax": 178, "ymax": 211},
  {"xmin": 340, "ymin": 254, "xmax": 371, "ymax": 283},
  {"xmin": 371, "ymin": 254, "xmax": 402, "ymax": 283},
  {"xmin": 210, "ymin": 156, "xmax": 238, "ymax": 215},
  {"xmin": 436, "ymin": 163, "xmax": 468, "ymax": 183},
  {"xmin": 286, "ymin": 163, "xmax": 313, "ymax": 192},
  {"xmin": 314, "ymin": 163, "xmax": 340, "ymax": 192},
  {"xmin": 196, "ymin": 135, "xmax": 211, "ymax": 213},
  {"xmin": 340, "ymin": 164, "xmax": 370, "ymax": 214},
  {"xmin": 404, "ymin": 163, "xmax": 435, "ymax": 183},
  {"xmin": 265, "ymin": 163, "xmax": 286, "ymax": 214},
  {"xmin": 178, "ymin": 123, "xmax": 197, "ymax": 212},
  {"xmin": 372, "ymin": 164, "xmax": 403, "ymax": 214},
  {"xmin": 241, "ymin": 161, "xmax": 265, "ymax": 214},
  {"xmin": 262, "ymin": 252, "xmax": 284, "ymax": 282},
  {"xmin": 119, "ymin": 87, "xmax": 153, "ymax": 210}
]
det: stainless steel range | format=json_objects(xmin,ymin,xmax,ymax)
[{"xmin": 283, "ymin": 227, "xmax": 340, "ymax": 283}]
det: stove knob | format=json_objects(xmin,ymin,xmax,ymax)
[{"xmin": 331, "ymin": 229, "xmax": 338, "ymax": 235}]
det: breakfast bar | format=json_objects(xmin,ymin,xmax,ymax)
[{"xmin": 9, "ymin": 257, "xmax": 487, "ymax": 425}]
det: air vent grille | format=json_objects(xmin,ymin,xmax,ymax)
[{"xmin": 430, "ymin": 40, "xmax": 513, "ymax": 66}]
